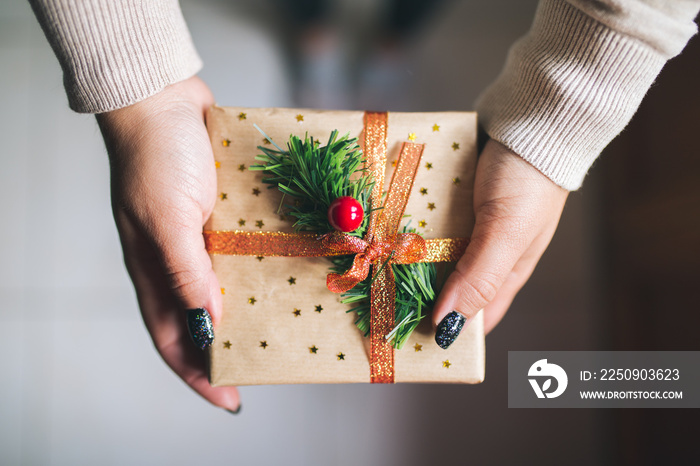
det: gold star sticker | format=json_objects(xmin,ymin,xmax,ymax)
[
  {"xmin": 252, "ymin": 187, "xmax": 261, "ymax": 196},
  {"xmin": 288, "ymin": 276, "xmax": 296, "ymax": 285},
  {"xmin": 425, "ymin": 162, "xmax": 433, "ymax": 170},
  {"xmin": 443, "ymin": 360, "xmax": 452, "ymax": 368},
  {"xmin": 315, "ymin": 305, "xmax": 323, "ymax": 313},
  {"xmin": 248, "ymin": 297, "xmax": 257, "ymax": 305},
  {"xmin": 219, "ymin": 192, "xmax": 228, "ymax": 200},
  {"xmin": 419, "ymin": 187, "xmax": 428, "ymax": 195},
  {"xmin": 337, "ymin": 352, "xmax": 345, "ymax": 360},
  {"xmin": 452, "ymin": 177, "xmax": 461, "ymax": 185},
  {"xmin": 309, "ymin": 345, "xmax": 318, "ymax": 354},
  {"xmin": 256, "ymin": 256, "xmax": 264, "ymax": 261},
  {"xmin": 391, "ymin": 159, "xmax": 397, "ymax": 167},
  {"xmin": 215, "ymin": 161, "xmax": 221, "ymax": 169},
  {"xmin": 418, "ymin": 220, "xmax": 427, "ymax": 228},
  {"xmin": 427, "ymin": 202, "xmax": 436, "ymax": 211},
  {"xmin": 221, "ymin": 288, "xmax": 225, "ymax": 295},
  {"xmin": 222, "ymin": 138, "xmax": 231, "ymax": 147},
  {"xmin": 296, "ymin": 114, "xmax": 304, "ymax": 122},
  {"xmin": 293, "ymin": 308, "xmax": 301, "ymax": 317},
  {"xmin": 255, "ymin": 220, "xmax": 264, "ymax": 228},
  {"xmin": 432, "ymin": 124, "xmax": 440, "ymax": 132},
  {"xmin": 414, "ymin": 343, "xmax": 423, "ymax": 352},
  {"xmin": 238, "ymin": 218, "xmax": 246, "ymax": 226},
  {"xmin": 263, "ymin": 138, "xmax": 271, "ymax": 145},
  {"xmin": 452, "ymin": 142, "xmax": 460, "ymax": 151},
  {"xmin": 260, "ymin": 341, "xmax": 268, "ymax": 349},
  {"xmin": 223, "ymin": 340, "xmax": 232, "ymax": 349},
  {"xmin": 408, "ymin": 132, "xmax": 417, "ymax": 142},
  {"xmin": 238, "ymin": 163, "xmax": 246, "ymax": 172},
  {"xmin": 238, "ymin": 112, "xmax": 247, "ymax": 120}
]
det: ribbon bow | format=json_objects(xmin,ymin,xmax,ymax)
[{"xmin": 322, "ymin": 231, "xmax": 427, "ymax": 293}]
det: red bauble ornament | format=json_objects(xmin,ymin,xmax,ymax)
[{"xmin": 328, "ymin": 196, "xmax": 364, "ymax": 232}]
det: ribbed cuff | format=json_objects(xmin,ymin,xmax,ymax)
[
  {"xmin": 475, "ymin": 0, "xmax": 668, "ymax": 190},
  {"xmin": 30, "ymin": 0, "xmax": 203, "ymax": 113}
]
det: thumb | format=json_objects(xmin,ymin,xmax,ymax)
[
  {"xmin": 151, "ymin": 211, "xmax": 223, "ymax": 350},
  {"xmin": 115, "ymin": 200, "xmax": 223, "ymax": 350},
  {"xmin": 431, "ymin": 208, "xmax": 527, "ymax": 348}
]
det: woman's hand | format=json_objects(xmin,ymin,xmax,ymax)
[
  {"xmin": 97, "ymin": 76, "xmax": 240, "ymax": 412},
  {"xmin": 432, "ymin": 139, "xmax": 569, "ymax": 348}
]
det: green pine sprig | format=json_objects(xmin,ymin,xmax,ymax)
[
  {"xmin": 250, "ymin": 130, "xmax": 374, "ymax": 237},
  {"xmin": 251, "ymin": 130, "xmax": 438, "ymax": 349}
]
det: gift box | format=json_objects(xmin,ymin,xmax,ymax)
[{"xmin": 205, "ymin": 106, "xmax": 485, "ymax": 385}]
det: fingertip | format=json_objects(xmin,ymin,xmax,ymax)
[
  {"xmin": 225, "ymin": 404, "xmax": 242, "ymax": 415},
  {"xmin": 157, "ymin": 332, "xmax": 240, "ymax": 412},
  {"xmin": 189, "ymin": 377, "xmax": 241, "ymax": 412}
]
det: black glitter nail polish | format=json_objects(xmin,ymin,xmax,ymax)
[
  {"xmin": 187, "ymin": 308, "xmax": 214, "ymax": 350},
  {"xmin": 226, "ymin": 404, "xmax": 242, "ymax": 415},
  {"xmin": 435, "ymin": 310, "xmax": 466, "ymax": 349}
]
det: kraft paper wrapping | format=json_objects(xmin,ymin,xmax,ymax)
[{"xmin": 206, "ymin": 106, "xmax": 485, "ymax": 385}]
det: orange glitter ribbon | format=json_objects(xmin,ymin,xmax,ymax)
[
  {"xmin": 203, "ymin": 111, "xmax": 470, "ymax": 383},
  {"xmin": 363, "ymin": 112, "xmax": 421, "ymax": 383}
]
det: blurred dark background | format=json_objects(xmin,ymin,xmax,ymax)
[
  {"xmin": 597, "ymin": 29, "xmax": 700, "ymax": 464},
  {"xmin": 1, "ymin": 0, "xmax": 698, "ymax": 464}
]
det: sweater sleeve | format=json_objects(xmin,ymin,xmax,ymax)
[
  {"xmin": 29, "ymin": 0, "xmax": 203, "ymax": 114},
  {"xmin": 475, "ymin": 0, "xmax": 700, "ymax": 190}
]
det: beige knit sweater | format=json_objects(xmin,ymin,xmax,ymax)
[{"xmin": 30, "ymin": 0, "xmax": 700, "ymax": 190}]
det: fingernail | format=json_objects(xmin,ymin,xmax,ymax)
[
  {"xmin": 186, "ymin": 308, "xmax": 214, "ymax": 350},
  {"xmin": 435, "ymin": 310, "xmax": 466, "ymax": 349},
  {"xmin": 225, "ymin": 404, "xmax": 242, "ymax": 415}
]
